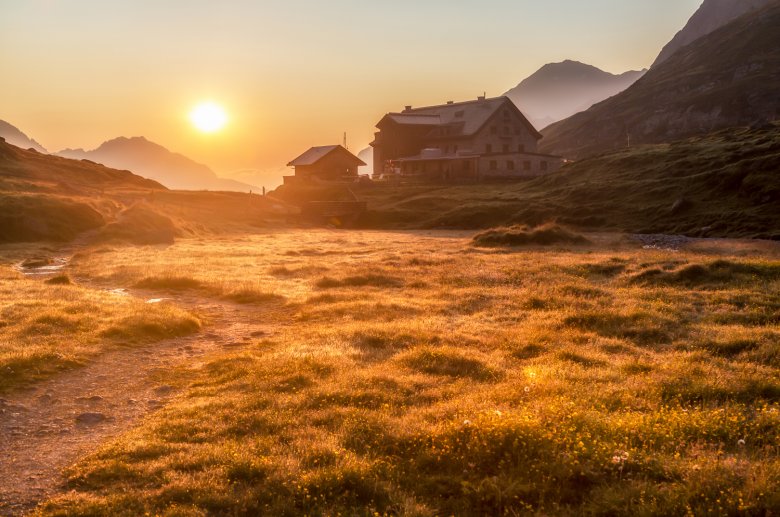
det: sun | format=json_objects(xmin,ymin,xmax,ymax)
[{"xmin": 190, "ymin": 102, "xmax": 227, "ymax": 133}]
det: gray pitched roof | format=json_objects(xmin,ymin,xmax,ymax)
[
  {"xmin": 379, "ymin": 96, "xmax": 542, "ymax": 139},
  {"xmin": 287, "ymin": 145, "xmax": 366, "ymax": 167}
]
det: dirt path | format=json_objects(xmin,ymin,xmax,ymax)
[{"xmin": 0, "ymin": 277, "xmax": 278, "ymax": 515}]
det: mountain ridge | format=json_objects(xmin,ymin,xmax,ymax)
[
  {"xmin": 57, "ymin": 136, "xmax": 256, "ymax": 192},
  {"xmin": 0, "ymin": 120, "xmax": 48, "ymax": 153},
  {"xmin": 652, "ymin": 0, "xmax": 775, "ymax": 68},
  {"xmin": 540, "ymin": 2, "xmax": 780, "ymax": 159}
]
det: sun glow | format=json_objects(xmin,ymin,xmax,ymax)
[{"xmin": 190, "ymin": 102, "xmax": 228, "ymax": 133}]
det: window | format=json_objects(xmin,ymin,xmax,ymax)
[
  {"xmin": 455, "ymin": 110, "xmax": 465, "ymax": 118},
  {"xmin": 489, "ymin": 160, "xmax": 498, "ymax": 170},
  {"xmin": 503, "ymin": 126, "xmax": 510, "ymax": 135},
  {"xmin": 541, "ymin": 161, "xmax": 548, "ymax": 171},
  {"xmin": 518, "ymin": 144, "xmax": 525, "ymax": 153},
  {"xmin": 507, "ymin": 160, "xmax": 515, "ymax": 170},
  {"xmin": 463, "ymin": 160, "xmax": 471, "ymax": 171},
  {"xmin": 490, "ymin": 126, "xmax": 497, "ymax": 134},
  {"xmin": 502, "ymin": 144, "xmax": 509, "ymax": 153},
  {"xmin": 523, "ymin": 161, "xmax": 531, "ymax": 171},
  {"xmin": 454, "ymin": 145, "xmax": 459, "ymax": 153},
  {"xmin": 486, "ymin": 144, "xmax": 493, "ymax": 154},
  {"xmin": 445, "ymin": 145, "xmax": 450, "ymax": 153}
]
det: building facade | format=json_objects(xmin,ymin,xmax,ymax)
[
  {"xmin": 285, "ymin": 145, "xmax": 366, "ymax": 185},
  {"xmin": 371, "ymin": 96, "xmax": 563, "ymax": 181}
]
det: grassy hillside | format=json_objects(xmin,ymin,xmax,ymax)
[
  {"xmin": 352, "ymin": 124, "xmax": 780, "ymax": 239},
  {"xmin": 540, "ymin": 2, "xmax": 780, "ymax": 159},
  {"xmin": 0, "ymin": 139, "xmax": 294, "ymax": 243}
]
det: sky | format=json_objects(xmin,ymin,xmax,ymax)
[{"xmin": 1, "ymin": 0, "xmax": 702, "ymax": 186}]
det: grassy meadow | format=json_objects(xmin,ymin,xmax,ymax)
[
  {"xmin": 0, "ymin": 248, "xmax": 200, "ymax": 393},
  {"xmin": 13, "ymin": 230, "xmax": 779, "ymax": 515}
]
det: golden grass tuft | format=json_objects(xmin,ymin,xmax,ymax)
[
  {"xmin": 472, "ymin": 223, "xmax": 590, "ymax": 247},
  {"xmin": 0, "ymin": 269, "xmax": 201, "ymax": 392},
  {"xmin": 44, "ymin": 274, "xmax": 72, "ymax": 285},
  {"xmin": 630, "ymin": 259, "xmax": 780, "ymax": 288}
]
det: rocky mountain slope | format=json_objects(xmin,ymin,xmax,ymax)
[
  {"xmin": 652, "ymin": 0, "xmax": 775, "ymax": 68},
  {"xmin": 540, "ymin": 2, "xmax": 780, "ymax": 159},
  {"xmin": 58, "ymin": 136, "xmax": 255, "ymax": 192},
  {"xmin": 504, "ymin": 61, "xmax": 645, "ymax": 129}
]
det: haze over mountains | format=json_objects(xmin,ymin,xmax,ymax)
[
  {"xmin": 652, "ymin": 0, "xmax": 775, "ymax": 68},
  {"xmin": 0, "ymin": 121, "xmax": 47, "ymax": 154},
  {"xmin": 0, "ymin": 121, "xmax": 259, "ymax": 192},
  {"xmin": 541, "ymin": 1, "xmax": 780, "ymax": 159},
  {"xmin": 57, "ymin": 137, "xmax": 255, "ymax": 192},
  {"xmin": 504, "ymin": 61, "xmax": 646, "ymax": 130}
]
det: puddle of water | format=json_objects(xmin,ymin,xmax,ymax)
[
  {"xmin": 16, "ymin": 257, "xmax": 70, "ymax": 277},
  {"xmin": 145, "ymin": 298, "xmax": 169, "ymax": 304},
  {"xmin": 642, "ymin": 245, "xmax": 680, "ymax": 252},
  {"xmin": 107, "ymin": 288, "xmax": 130, "ymax": 297}
]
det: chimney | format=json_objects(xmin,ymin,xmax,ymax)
[
  {"xmin": 477, "ymin": 95, "xmax": 486, "ymax": 101},
  {"xmin": 446, "ymin": 101, "xmax": 454, "ymax": 105},
  {"xmin": 404, "ymin": 105, "xmax": 412, "ymax": 111}
]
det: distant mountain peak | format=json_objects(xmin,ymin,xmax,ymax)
[
  {"xmin": 540, "ymin": 60, "xmax": 599, "ymax": 71},
  {"xmin": 56, "ymin": 136, "xmax": 256, "ymax": 192},
  {"xmin": 504, "ymin": 61, "xmax": 646, "ymax": 130}
]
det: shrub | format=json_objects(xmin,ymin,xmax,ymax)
[
  {"xmin": 472, "ymin": 223, "xmax": 589, "ymax": 247},
  {"xmin": 44, "ymin": 274, "xmax": 72, "ymax": 285}
]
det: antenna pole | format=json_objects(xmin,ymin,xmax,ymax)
[{"xmin": 343, "ymin": 132, "xmax": 348, "ymax": 150}]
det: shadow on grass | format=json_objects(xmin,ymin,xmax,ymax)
[{"xmin": 315, "ymin": 274, "xmax": 404, "ymax": 289}]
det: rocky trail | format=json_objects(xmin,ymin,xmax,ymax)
[{"xmin": 0, "ymin": 262, "xmax": 278, "ymax": 516}]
